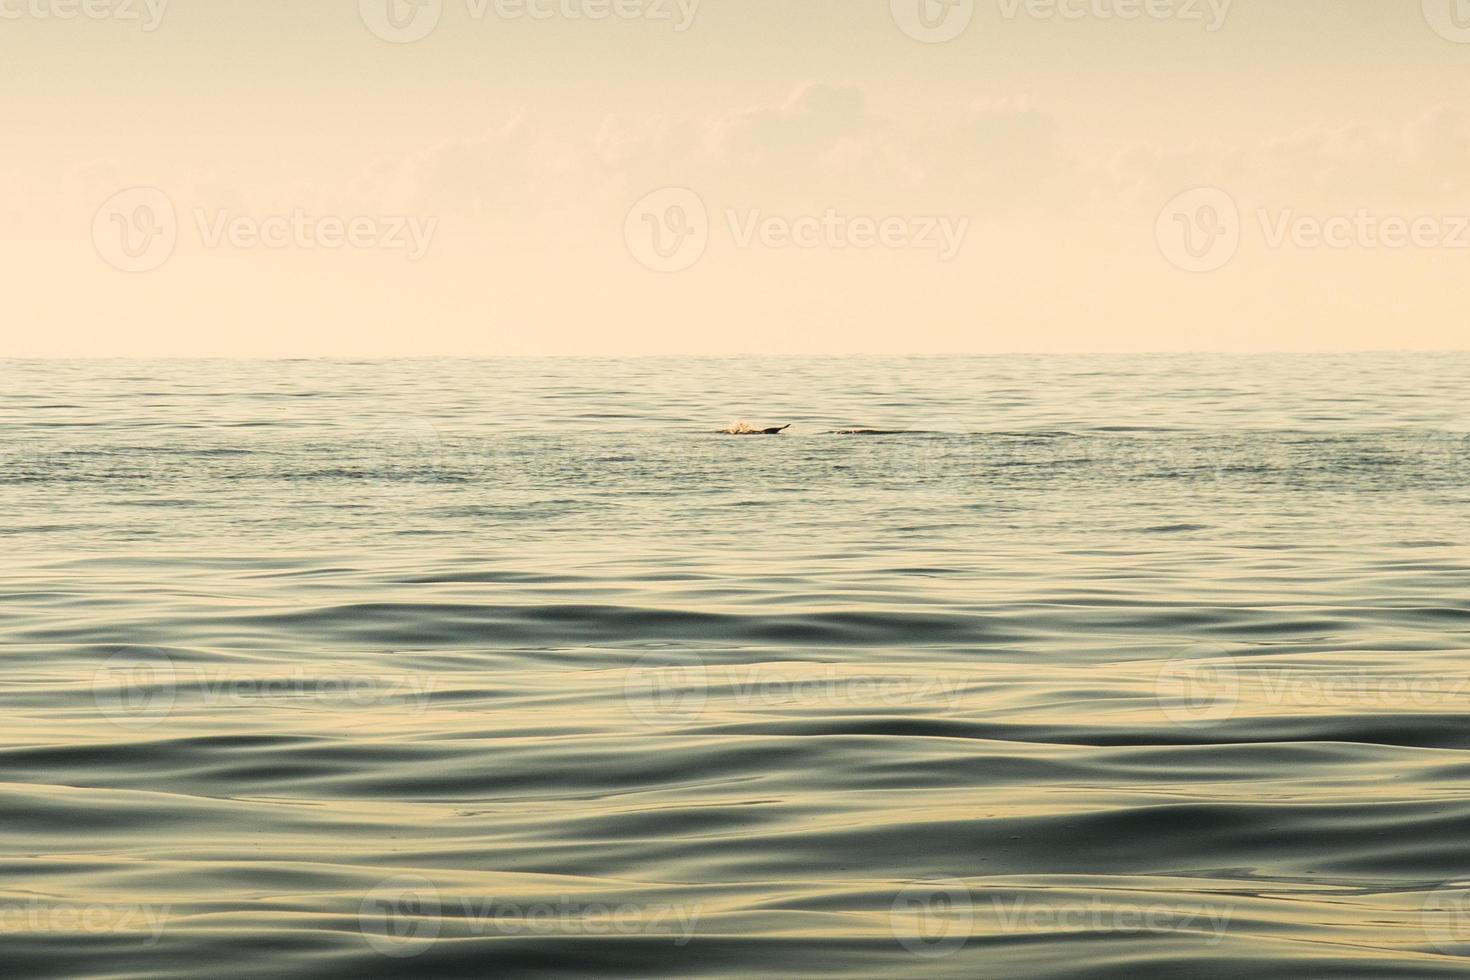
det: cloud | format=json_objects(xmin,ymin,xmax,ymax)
[
  {"xmin": 1109, "ymin": 106, "xmax": 1470, "ymax": 214},
  {"xmin": 335, "ymin": 88, "xmax": 1470, "ymax": 237},
  {"xmin": 342, "ymin": 83, "xmax": 1067, "ymax": 225}
]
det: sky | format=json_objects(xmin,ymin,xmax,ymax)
[{"xmin": 2, "ymin": 0, "xmax": 1469, "ymax": 355}]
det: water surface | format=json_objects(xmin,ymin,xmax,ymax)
[{"xmin": 3, "ymin": 354, "xmax": 1470, "ymax": 977}]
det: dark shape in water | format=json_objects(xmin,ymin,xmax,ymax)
[{"xmin": 721, "ymin": 423, "xmax": 791, "ymax": 435}]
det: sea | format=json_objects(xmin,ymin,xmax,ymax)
[{"xmin": 3, "ymin": 353, "xmax": 1470, "ymax": 977}]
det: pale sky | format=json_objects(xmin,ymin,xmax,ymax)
[{"xmin": 3, "ymin": 0, "xmax": 1468, "ymax": 355}]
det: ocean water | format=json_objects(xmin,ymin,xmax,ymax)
[{"xmin": 3, "ymin": 354, "xmax": 1470, "ymax": 978}]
